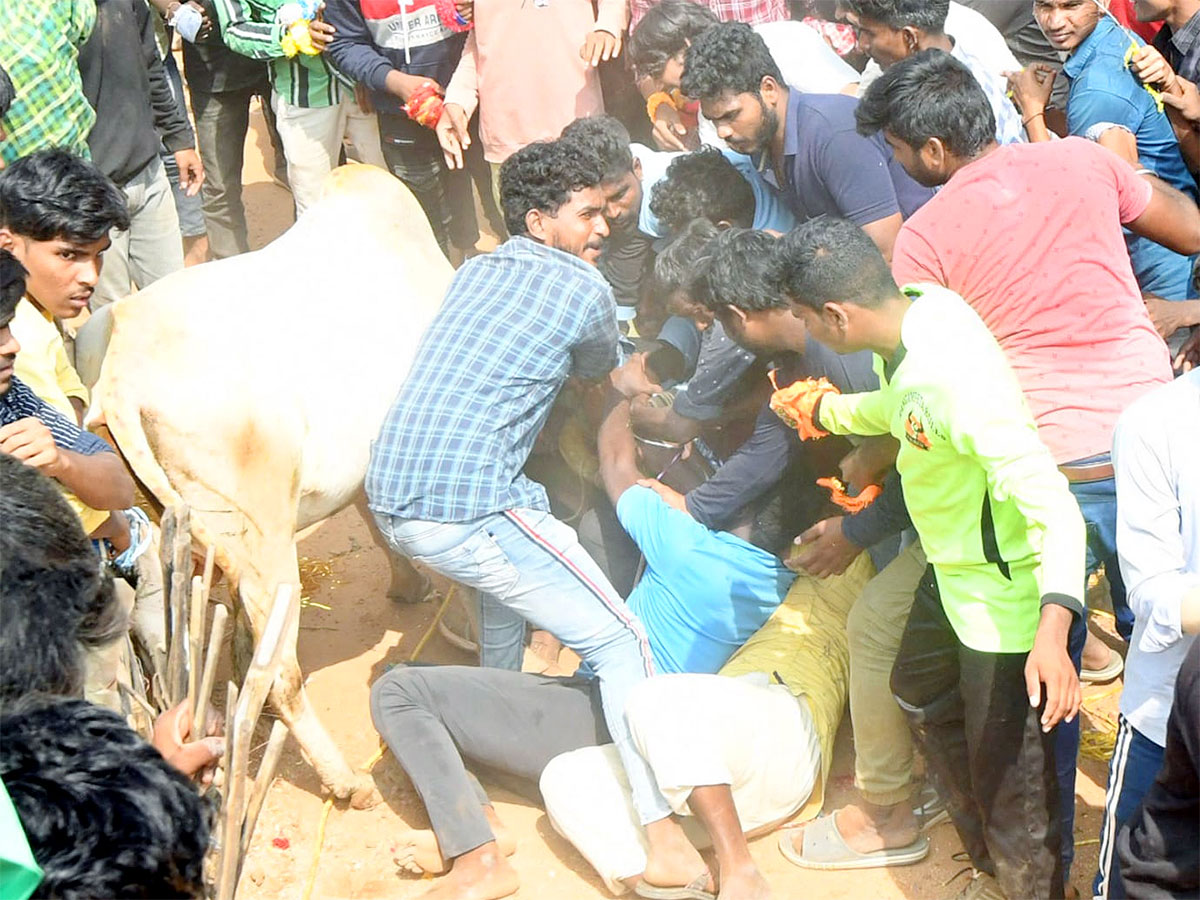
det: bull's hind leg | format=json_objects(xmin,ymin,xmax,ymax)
[
  {"xmin": 238, "ymin": 548, "xmax": 381, "ymax": 809},
  {"xmin": 354, "ymin": 493, "xmax": 429, "ymax": 603}
]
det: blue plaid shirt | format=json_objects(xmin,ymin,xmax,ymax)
[
  {"xmin": 366, "ymin": 237, "xmax": 619, "ymax": 523},
  {"xmin": 0, "ymin": 376, "xmax": 112, "ymax": 456}
]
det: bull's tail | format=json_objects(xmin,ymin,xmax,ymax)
[{"xmin": 92, "ymin": 377, "xmax": 244, "ymax": 595}]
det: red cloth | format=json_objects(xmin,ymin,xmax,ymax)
[
  {"xmin": 1108, "ymin": 0, "xmax": 1163, "ymax": 42},
  {"xmin": 891, "ymin": 138, "xmax": 1172, "ymax": 465}
]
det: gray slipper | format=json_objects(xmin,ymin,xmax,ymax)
[
  {"xmin": 635, "ymin": 872, "xmax": 716, "ymax": 900},
  {"xmin": 778, "ymin": 813, "xmax": 930, "ymax": 871}
]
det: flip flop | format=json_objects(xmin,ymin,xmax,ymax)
[
  {"xmin": 1081, "ymin": 646, "xmax": 1124, "ymax": 684},
  {"xmin": 635, "ymin": 872, "xmax": 716, "ymax": 900},
  {"xmin": 777, "ymin": 812, "xmax": 930, "ymax": 871}
]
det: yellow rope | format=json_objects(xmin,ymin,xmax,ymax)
[{"xmin": 297, "ymin": 586, "xmax": 451, "ymax": 900}]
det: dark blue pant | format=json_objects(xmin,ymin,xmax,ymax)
[
  {"xmin": 1058, "ymin": 472, "xmax": 1131, "ymax": 878},
  {"xmin": 1094, "ymin": 717, "xmax": 1164, "ymax": 898}
]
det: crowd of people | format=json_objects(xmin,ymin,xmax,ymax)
[{"xmin": 2, "ymin": 0, "xmax": 1199, "ymax": 898}]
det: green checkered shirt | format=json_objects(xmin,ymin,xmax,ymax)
[
  {"xmin": 211, "ymin": 0, "xmax": 346, "ymax": 108},
  {"xmin": 0, "ymin": 0, "xmax": 97, "ymax": 165}
]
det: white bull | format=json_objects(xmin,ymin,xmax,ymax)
[{"xmin": 89, "ymin": 165, "xmax": 453, "ymax": 806}]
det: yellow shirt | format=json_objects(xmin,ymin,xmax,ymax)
[
  {"xmin": 10, "ymin": 298, "xmax": 107, "ymax": 533},
  {"xmin": 719, "ymin": 552, "xmax": 875, "ymax": 822}
]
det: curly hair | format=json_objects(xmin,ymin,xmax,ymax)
[
  {"xmin": 842, "ymin": 0, "xmax": 949, "ymax": 32},
  {"xmin": 0, "ymin": 453, "xmax": 126, "ymax": 703},
  {"xmin": 0, "ymin": 149, "xmax": 130, "ymax": 244},
  {"xmin": 628, "ymin": 0, "xmax": 718, "ymax": 80},
  {"xmin": 692, "ymin": 227, "xmax": 785, "ymax": 312},
  {"xmin": 652, "ymin": 217, "xmax": 721, "ymax": 300},
  {"xmin": 498, "ymin": 139, "xmax": 606, "ymax": 237},
  {"xmin": 1, "ymin": 696, "xmax": 213, "ymax": 899},
  {"xmin": 559, "ymin": 116, "xmax": 634, "ymax": 183},
  {"xmin": 649, "ymin": 148, "xmax": 755, "ymax": 234},
  {"xmin": 855, "ymin": 50, "xmax": 995, "ymax": 157},
  {"xmin": 680, "ymin": 21, "xmax": 782, "ymax": 102}
]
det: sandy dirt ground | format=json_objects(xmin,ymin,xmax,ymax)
[{"xmin": 223, "ymin": 102, "xmax": 1121, "ymax": 900}]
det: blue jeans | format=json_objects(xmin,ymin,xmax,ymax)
[
  {"xmin": 1094, "ymin": 717, "xmax": 1165, "ymax": 898},
  {"xmin": 374, "ymin": 507, "xmax": 673, "ymax": 826},
  {"xmin": 1059, "ymin": 471, "xmax": 1132, "ymax": 878}
]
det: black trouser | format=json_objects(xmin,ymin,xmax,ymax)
[
  {"xmin": 370, "ymin": 664, "xmax": 609, "ymax": 859},
  {"xmin": 891, "ymin": 567, "xmax": 1065, "ymax": 899},
  {"xmin": 377, "ymin": 113, "xmax": 482, "ymax": 256}
]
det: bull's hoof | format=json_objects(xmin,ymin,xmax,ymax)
[
  {"xmin": 388, "ymin": 572, "xmax": 434, "ymax": 605},
  {"xmin": 349, "ymin": 776, "xmax": 383, "ymax": 810}
]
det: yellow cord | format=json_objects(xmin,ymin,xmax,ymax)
[{"xmin": 297, "ymin": 584, "xmax": 451, "ymax": 900}]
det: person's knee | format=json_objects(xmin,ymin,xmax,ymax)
[{"xmin": 368, "ymin": 664, "xmax": 430, "ymax": 731}]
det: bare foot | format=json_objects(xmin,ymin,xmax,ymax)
[
  {"xmin": 418, "ymin": 843, "xmax": 518, "ymax": 900},
  {"xmin": 396, "ymin": 807, "xmax": 515, "ymax": 874},
  {"xmin": 718, "ymin": 864, "xmax": 772, "ymax": 900},
  {"xmin": 642, "ymin": 817, "xmax": 714, "ymax": 893},
  {"xmin": 1082, "ymin": 631, "xmax": 1112, "ymax": 671},
  {"xmin": 784, "ymin": 802, "xmax": 918, "ymax": 858}
]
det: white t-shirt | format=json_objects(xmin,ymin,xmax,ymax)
[
  {"xmin": 699, "ymin": 21, "xmax": 859, "ymax": 147},
  {"xmin": 858, "ymin": 1, "xmax": 1022, "ymax": 93}
]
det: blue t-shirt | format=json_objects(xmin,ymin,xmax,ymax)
[
  {"xmin": 620, "ymin": 485, "xmax": 795, "ymax": 674},
  {"xmin": 1064, "ymin": 16, "xmax": 1197, "ymax": 300},
  {"xmin": 765, "ymin": 91, "xmax": 934, "ymax": 225},
  {"xmin": 634, "ymin": 144, "xmax": 797, "ymax": 238}
]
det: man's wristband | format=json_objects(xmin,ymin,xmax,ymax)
[{"xmin": 646, "ymin": 91, "xmax": 675, "ymax": 121}]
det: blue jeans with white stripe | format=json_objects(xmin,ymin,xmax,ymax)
[
  {"xmin": 375, "ymin": 508, "xmax": 673, "ymax": 826},
  {"xmin": 1094, "ymin": 715, "xmax": 1165, "ymax": 898}
]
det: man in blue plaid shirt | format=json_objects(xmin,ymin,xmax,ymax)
[{"xmin": 367, "ymin": 139, "xmax": 701, "ymax": 896}]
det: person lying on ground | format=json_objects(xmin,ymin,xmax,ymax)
[
  {"xmin": 773, "ymin": 215, "xmax": 1084, "ymax": 900},
  {"xmin": 0, "ymin": 695, "xmax": 213, "ymax": 900},
  {"xmin": 627, "ymin": 0, "xmax": 858, "ymax": 152},
  {"xmin": 367, "ymin": 385, "xmax": 870, "ymax": 900},
  {"xmin": 679, "ymin": 22, "xmax": 933, "ymax": 261}
]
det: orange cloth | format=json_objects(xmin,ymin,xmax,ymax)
[
  {"xmin": 815, "ymin": 477, "xmax": 881, "ymax": 513},
  {"xmin": 769, "ymin": 373, "xmax": 839, "ymax": 441}
]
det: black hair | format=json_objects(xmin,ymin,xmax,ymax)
[
  {"xmin": 680, "ymin": 21, "xmax": 783, "ymax": 102},
  {"xmin": 855, "ymin": 49, "xmax": 995, "ymax": 157},
  {"xmin": 498, "ymin": 139, "xmax": 606, "ymax": 237},
  {"xmin": 559, "ymin": 116, "xmax": 635, "ymax": 184},
  {"xmin": 692, "ymin": 227, "xmax": 785, "ymax": 312},
  {"xmin": 843, "ymin": 0, "xmax": 949, "ymax": 33},
  {"xmin": 769, "ymin": 216, "xmax": 897, "ymax": 311},
  {"xmin": 649, "ymin": 147, "xmax": 756, "ymax": 233},
  {"xmin": 0, "ymin": 149, "xmax": 130, "ymax": 244},
  {"xmin": 0, "ymin": 63, "xmax": 14, "ymax": 120},
  {"xmin": 653, "ymin": 217, "xmax": 721, "ymax": 300},
  {"xmin": 0, "ymin": 454, "xmax": 127, "ymax": 703},
  {"xmin": 1, "ymin": 247, "xmax": 26, "ymax": 323},
  {"xmin": 1, "ymin": 695, "xmax": 212, "ymax": 899},
  {"xmin": 628, "ymin": 0, "xmax": 718, "ymax": 79}
]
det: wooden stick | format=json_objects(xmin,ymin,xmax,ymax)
[
  {"xmin": 164, "ymin": 506, "xmax": 192, "ymax": 705},
  {"xmin": 201, "ymin": 544, "xmax": 216, "ymax": 600},
  {"xmin": 240, "ymin": 720, "xmax": 289, "ymax": 857},
  {"xmin": 194, "ymin": 605, "xmax": 229, "ymax": 739},
  {"xmin": 215, "ymin": 680, "xmax": 240, "ymax": 900},
  {"xmin": 187, "ymin": 575, "xmax": 205, "ymax": 717},
  {"xmin": 216, "ymin": 585, "xmax": 298, "ymax": 900}
]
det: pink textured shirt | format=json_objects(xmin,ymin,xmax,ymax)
[
  {"xmin": 892, "ymin": 138, "xmax": 1172, "ymax": 465},
  {"xmin": 443, "ymin": 0, "xmax": 625, "ymax": 163}
]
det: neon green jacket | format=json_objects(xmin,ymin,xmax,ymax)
[{"xmin": 818, "ymin": 285, "xmax": 1085, "ymax": 653}]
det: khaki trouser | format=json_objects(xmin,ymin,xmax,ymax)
[{"xmin": 847, "ymin": 539, "xmax": 926, "ymax": 805}]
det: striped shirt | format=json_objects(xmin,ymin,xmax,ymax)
[
  {"xmin": 950, "ymin": 42, "xmax": 1025, "ymax": 146},
  {"xmin": 211, "ymin": 0, "xmax": 346, "ymax": 108},
  {"xmin": 367, "ymin": 237, "xmax": 619, "ymax": 523},
  {"xmin": 0, "ymin": 0, "xmax": 96, "ymax": 165},
  {"xmin": 0, "ymin": 377, "xmax": 112, "ymax": 457}
]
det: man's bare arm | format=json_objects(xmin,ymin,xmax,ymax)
[
  {"xmin": 597, "ymin": 387, "xmax": 643, "ymax": 507},
  {"xmin": 0, "ymin": 418, "xmax": 134, "ymax": 510},
  {"xmin": 1127, "ymin": 172, "xmax": 1200, "ymax": 255}
]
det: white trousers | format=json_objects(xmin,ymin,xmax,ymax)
[
  {"xmin": 540, "ymin": 673, "xmax": 821, "ymax": 895},
  {"xmin": 270, "ymin": 91, "xmax": 386, "ymax": 215}
]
